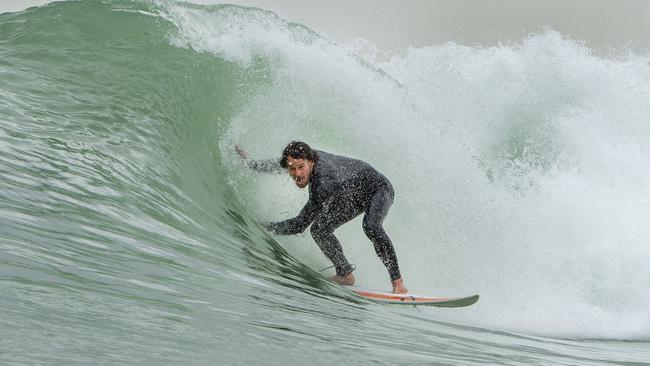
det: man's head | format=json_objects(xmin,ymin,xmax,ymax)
[{"xmin": 280, "ymin": 141, "xmax": 318, "ymax": 188}]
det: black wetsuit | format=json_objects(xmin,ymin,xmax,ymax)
[{"xmin": 248, "ymin": 151, "xmax": 401, "ymax": 281}]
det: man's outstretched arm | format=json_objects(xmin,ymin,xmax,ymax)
[{"xmin": 235, "ymin": 145, "xmax": 283, "ymax": 173}]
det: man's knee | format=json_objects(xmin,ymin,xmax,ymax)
[
  {"xmin": 362, "ymin": 218, "xmax": 383, "ymax": 240},
  {"xmin": 310, "ymin": 220, "xmax": 333, "ymax": 240}
]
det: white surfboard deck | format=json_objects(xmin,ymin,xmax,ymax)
[{"xmin": 345, "ymin": 286, "xmax": 479, "ymax": 307}]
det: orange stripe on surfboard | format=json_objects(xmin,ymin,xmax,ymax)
[{"xmin": 351, "ymin": 289, "xmax": 451, "ymax": 303}]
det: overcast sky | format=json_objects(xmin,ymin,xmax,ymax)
[{"xmin": 3, "ymin": 0, "xmax": 650, "ymax": 53}]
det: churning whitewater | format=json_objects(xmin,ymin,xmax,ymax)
[{"xmin": 1, "ymin": 1, "xmax": 648, "ymax": 365}]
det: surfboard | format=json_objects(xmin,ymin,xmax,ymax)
[{"xmin": 345, "ymin": 286, "xmax": 479, "ymax": 307}]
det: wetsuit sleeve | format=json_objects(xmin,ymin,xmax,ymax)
[
  {"xmin": 265, "ymin": 177, "xmax": 337, "ymax": 235},
  {"xmin": 245, "ymin": 158, "xmax": 283, "ymax": 174},
  {"xmin": 265, "ymin": 198, "xmax": 319, "ymax": 235}
]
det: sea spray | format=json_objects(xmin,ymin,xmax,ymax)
[{"xmin": 165, "ymin": 2, "xmax": 650, "ymax": 338}]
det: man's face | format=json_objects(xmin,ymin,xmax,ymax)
[{"xmin": 286, "ymin": 156, "xmax": 314, "ymax": 188}]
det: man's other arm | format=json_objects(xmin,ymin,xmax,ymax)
[{"xmin": 265, "ymin": 198, "xmax": 319, "ymax": 235}]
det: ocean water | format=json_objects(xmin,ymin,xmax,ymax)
[{"xmin": 1, "ymin": 1, "xmax": 649, "ymax": 364}]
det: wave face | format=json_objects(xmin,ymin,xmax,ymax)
[{"xmin": 1, "ymin": 1, "xmax": 649, "ymax": 364}]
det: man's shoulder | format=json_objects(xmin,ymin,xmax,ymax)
[
  {"xmin": 316, "ymin": 150, "xmax": 357, "ymax": 163},
  {"xmin": 315, "ymin": 150, "xmax": 333, "ymax": 159},
  {"xmin": 317, "ymin": 150, "xmax": 372, "ymax": 168}
]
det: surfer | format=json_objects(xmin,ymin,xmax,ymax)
[{"xmin": 236, "ymin": 141, "xmax": 408, "ymax": 294}]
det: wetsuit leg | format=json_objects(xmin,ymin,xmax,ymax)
[
  {"xmin": 362, "ymin": 183, "xmax": 401, "ymax": 281},
  {"xmin": 310, "ymin": 196, "xmax": 364, "ymax": 277}
]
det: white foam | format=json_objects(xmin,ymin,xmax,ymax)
[{"xmin": 165, "ymin": 3, "xmax": 650, "ymax": 339}]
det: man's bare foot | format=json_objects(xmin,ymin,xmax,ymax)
[
  {"xmin": 330, "ymin": 273, "xmax": 355, "ymax": 286},
  {"xmin": 391, "ymin": 278, "xmax": 408, "ymax": 294}
]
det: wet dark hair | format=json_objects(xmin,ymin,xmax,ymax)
[{"xmin": 280, "ymin": 141, "xmax": 319, "ymax": 168}]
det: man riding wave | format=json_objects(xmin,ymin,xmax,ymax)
[{"xmin": 236, "ymin": 141, "xmax": 407, "ymax": 294}]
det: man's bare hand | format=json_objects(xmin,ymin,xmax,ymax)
[
  {"xmin": 391, "ymin": 278, "xmax": 408, "ymax": 294},
  {"xmin": 235, "ymin": 144, "xmax": 248, "ymax": 159}
]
